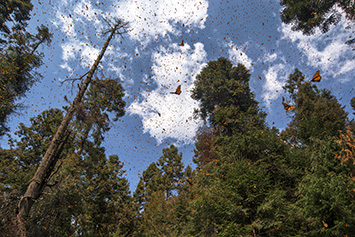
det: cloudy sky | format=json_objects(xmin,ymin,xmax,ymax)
[{"xmin": 4, "ymin": 0, "xmax": 355, "ymax": 191}]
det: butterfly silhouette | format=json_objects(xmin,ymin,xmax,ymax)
[
  {"xmin": 170, "ymin": 85, "xmax": 181, "ymax": 95},
  {"xmin": 311, "ymin": 70, "xmax": 321, "ymax": 82},
  {"xmin": 282, "ymin": 97, "xmax": 295, "ymax": 111},
  {"xmin": 178, "ymin": 40, "xmax": 184, "ymax": 46}
]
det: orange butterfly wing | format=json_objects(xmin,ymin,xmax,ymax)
[
  {"xmin": 282, "ymin": 97, "xmax": 294, "ymax": 111},
  {"xmin": 179, "ymin": 40, "xmax": 184, "ymax": 46},
  {"xmin": 170, "ymin": 85, "xmax": 181, "ymax": 95},
  {"xmin": 311, "ymin": 70, "xmax": 321, "ymax": 82},
  {"xmin": 175, "ymin": 85, "xmax": 181, "ymax": 95}
]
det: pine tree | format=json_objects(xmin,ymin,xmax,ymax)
[
  {"xmin": 157, "ymin": 145, "xmax": 184, "ymax": 198},
  {"xmin": 280, "ymin": 69, "xmax": 355, "ymax": 235},
  {"xmin": 189, "ymin": 58, "xmax": 298, "ymax": 235},
  {"xmin": 0, "ymin": 0, "xmax": 52, "ymax": 136},
  {"xmin": 282, "ymin": 69, "xmax": 351, "ymax": 146},
  {"xmin": 16, "ymin": 19, "xmax": 128, "ymax": 234},
  {"xmin": 1, "ymin": 106, "xmax": 133, "ymax": 236}
]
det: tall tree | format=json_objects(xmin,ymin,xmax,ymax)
[
  {"xmin": 282, "ymin": 68, "xmax": 351, "ymax": 146},
  {"xmin": 133, "ymin": 162, "xmax": 165, "ymax": 235},
  {"xmin": 189, "ymin": 58, "xmax": 297, "ymax": 235},
  {"xmin": 193, "ymin": 126, "xmax": 216, "ymax": 168},
  {"xmin": 279, "ymin": 69, "xmax": 355, "ymax": 235},
  {"xmin": 16, "ymin": 19, "xmax": 128, "ymax": 235},
  {"xmin": 133, "ymin": 146, "xmax": 189, "ymax": 236},
  {"xmin": 1, "ymin": 106, "xmax": 132, "ymax": 236},
  {"xmin": 157, "ymin": 145, "xmax": 184, "ymax": 198},
  {"xmin": 0, "ymin": 109, "xmax": 71, "ymax": 235},
  {"xmin": 0, "ymin": 0, "xmax": 52, "ymax": 136}
]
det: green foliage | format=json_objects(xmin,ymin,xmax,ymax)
[
  {"xmin": 280, "ymin": 0, "xmax": 355, "ymax": 49},
  {"xmin": 192, "ymin": 57, "xmax": 259, "ymax": 125},
  {"xmin": 2, "ymin": 52, "xmax": 355, "ymax": 236},
  {"xmin": 280, "ymin": 0, "xmax": 355, "ymax": 35},
  {"xmin": 188, "ymin": 159, "xmax": 271, "ymax": 236},
  {"xmin": 295, "ymin": 138, "xmax": 355, "ymax": 236},
  {"xmin": 0, "ymin": 0, "xmax": 52, "ymax": 136},
  {"xmin": 70, "ymin": 78, "xmax": 126, "ymax": 148},
  {"xmin": 0, "ymin": 105, "xmax": 133, "ymax": 236},
  {"xmin": 0, "ymin": 109, "xmax": 64, "ymax": 194},
  {"xmin": 282, "ymin": 69, "xmax": 350, "ymax": 146},
  {"xmin": 0, "ymin": 0, "xmax": 33, "ymax": 35},
  {"xmin": 158, "ymin": 145, "xmax": 184, "ymax": 197}
]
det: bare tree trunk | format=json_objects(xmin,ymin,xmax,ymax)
[{"xmin": 16, "ymin": 22, "xmax": 122, "ymax": 237}]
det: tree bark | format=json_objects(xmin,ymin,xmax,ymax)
[{"xmin": 16, "ymin": 22, "xmax": 122, "ymax": 236}]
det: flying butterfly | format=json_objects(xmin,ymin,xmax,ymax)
[
  {"xmin": 179, "ymin": 40, "xmax": 184, "ymax": 46},
  {"xmin": 170, "ymin": 85, "xmax": 181, "ymax": 95},
  {"xmin": 282, "ymin": 97, "xmax": 295, "ymax": 111},
  {"xmin": 311, "ymin": 70, "xmax": 321, "ymax": 82}
]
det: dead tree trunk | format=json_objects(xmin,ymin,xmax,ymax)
[{"xmin": 16, "ymin": 21, "xmax": 124, "ymax": 236}]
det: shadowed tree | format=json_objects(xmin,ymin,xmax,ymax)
[
  {"xmin": 0, "ymin": 0, "xmax": 52, "ymax": 136},
  {"xmin": 1, "ymin": 106, "xmax": 132, "ymax": 236},
  {"xmin": 280, "ymin": 0, "xmax": 355, "ymax": 35},
  {"xmin": 280, "ymin": 0, "xmax": 355, "ymax": 48},
  {"xmin": 279, "ymin": 69, "xmax": 355, "ymax": 235},
  {"xmin": 193, "ymin": 126, "xmax": 216, "ymax": 168}
]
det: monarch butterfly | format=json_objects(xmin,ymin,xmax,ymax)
[
  {"xmin": 322, "ymin": 221, "xmax": 328, "ymax": 228},
  {"xmin": 170, "ymin": 85, "xmax": 181, "ymax": 95},
  {"xmin": 179, "ymin": 40, "xmax": 184, "ymax": 46},
  {"xmin": 282, "ymin": 97, "xmax": 295, "ymax": 111},
  {"xmin": 311, "ymin": 70, "xmax": 321, "ymax": 82}
]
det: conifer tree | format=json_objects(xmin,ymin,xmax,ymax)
[
  {"xmin": 189, "ymin": 58, "xmax": 296, "ymax": 235},
  {"xmin": 281, "ymin": 69, "xmax": 355, "ymax": 235},
  {"xmin": 157, "ymin": 145, "xmax": 184, "ymax": 198},
  {"xmin": 1, "ymin": 106, "xmax": 133, "ymax": 236},
  {"xmin": 282, "ymin": 69, "xmax": 351, "ymax": 146},
  {"xmin": 16, "ymin": 19, "xmax": 128, "ymax": 234},
  {"xmin": 0, "ymin": 0, "xmax": 52, "ymax": 136}
]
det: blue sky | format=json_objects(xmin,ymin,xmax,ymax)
[{"xmin": 3, "ymin": 0, "xmax": 355, "ymax": 191}]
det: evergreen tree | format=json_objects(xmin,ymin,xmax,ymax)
[
  {"xmin": 133, "ymin": 146, "xmax": 190, "ymax": 236},
  {"xmin": 0, "ymin": 109, "xmax": 72, "ymax": 235},
  {"xmin": 0, "ymin": 107, "xmax": 134, "ymax": 236},
  {"xmin": 193, "ymin": 126, "xmax": 216, "ymax": 168},
  {"xmin": 188, "ymin": 58, "xmax": 298, "ymax": 236},
  {"xmin": 0, "ymin": 0, "xmax": 52, "ymax": 136},
  {"xmin": 17, "ymin": 19, "xmax": 128, "ymax": 233},
  {"xmin": 279, "ymin": 69, "xmax": 355, "ymax": 235},
  {"xmin": 282, "ymin": 69, "xmax": 351, "ymax": 146},
  {"xmin": 133, "ymin": 162, "xmax": 166, "ymax": 235},
  {"xmin": 157, "ymin": 144, "xmax": 184, "ymax": 198}
]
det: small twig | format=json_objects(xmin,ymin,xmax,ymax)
[{"xmin": 60, "ymin": 71, "xmax": 90, "ymax": 92}]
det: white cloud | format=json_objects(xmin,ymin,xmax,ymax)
[
  {"xmin": 53, "ymin": 0, "xmax": 209, "ymax": 72},
  {"xmin": 264, "ymin": 52, "xmax": 278, "ymax": 62},
  {"xmin": 279, "ymin": 5, "xmax": 355, "ymax": 80},
  {"xmin": 227, "ymin": 42, "xmax": 253, "ymax": 69},
  {"xmin": 52, "ymin": 1, "xmax": 108, "ymax": 71},
  {"xmin": 128, "ymin": 42, "xmax": 207, "ymax": 144},
  {"xmin": 113, "ymin": 0, "xmax": 209, "ymax": 42},
  {"xmin": 261, "ymin": 63, "xmax": 291, "ymax": 109}
]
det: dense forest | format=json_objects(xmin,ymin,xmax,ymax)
[{"xmin": 1, "ymin": 0, "xmax": 355, "ymax": 236}]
